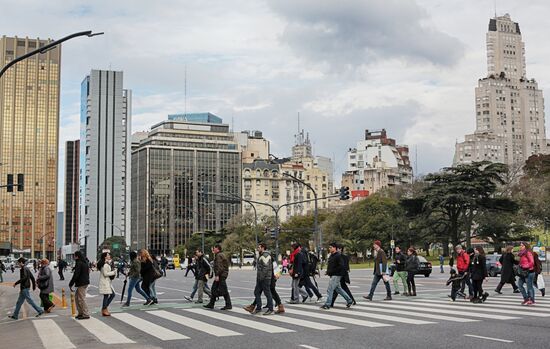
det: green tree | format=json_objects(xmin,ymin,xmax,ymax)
[
  {"xmin": 98, "ymin": 236, "xmax": 127, "ymax": 260},
  {"xmin": 417, "ymin": 161, "xmax": 517, "ymax": 248},
  {"xmin": 513, "ymin": 154, "xmax": 550, "ymax": 226}
]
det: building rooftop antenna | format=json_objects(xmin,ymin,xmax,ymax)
[{"xmin": 494, "ymin": 0, "xmax": 497, "ymax": 18}]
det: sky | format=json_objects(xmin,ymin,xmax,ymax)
[{"xmin": 1, "ymin": 0, "xmax": 549, "ymax": 211}]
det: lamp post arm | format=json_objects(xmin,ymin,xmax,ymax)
[{"xmin": 0, "ymin": 31, "xmax": 103, "ymax": 78}]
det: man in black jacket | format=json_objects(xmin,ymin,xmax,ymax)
[
  {"xmin": 330, "ymin": 245, "xmax": 355, "ymax": 306},
  {"xmin": 69, "ymin": 251, "xmax": 90, "ymax": 320},
  {"xmin": 288, "ymin": 243, "xmax": 309, "ymax": 304},
  {"xmin": 393, "ymin": 246, "xmax": 408, "ymax": 295},
  {"xmin": 193, "ymin": 249, "xmax": 212, "ymax": 303},
  {"xmin": 320, "ymin": 243, "xmax": 353, "ymax": 310},
  {"xmin": 204, "ymin": 244, "xmax": 231, "ymax": 310},
  {"xmin": 9, "ymin": 258, "xmax": 43, "ymax": 319}
]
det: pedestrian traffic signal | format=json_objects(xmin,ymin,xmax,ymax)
[
  {"xmin": 6, "ymin": 174, "xmax": 13, "ymax": 192},
  {"xmin": 17, "ymin": 174, "xmax": 24, "ymax": 192},
  {"xmin": 270, "ymin": 229, "xmax": 276, "ymax": 239},
  {"xmin": 339, "ymin": 186, "xmax": 350, "ymax": 200}
]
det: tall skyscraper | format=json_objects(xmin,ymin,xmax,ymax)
[
  {"xmin": 454, "ymin": 14, "xmax": 549, "ymax": 166},
  {"xmin": 80, "ymin": 70, "xmax": 131, "ymax": 259},
  {"xmin": 131, "ymin": 114, "xmax": 241, "ymax": 254},
  {"xmin": 64, "ymin": 140, "xmax": 79, "ymax": 245},
  {"xmin": 0, "ymin": 36, "xmax": 61, "ymax": 259}
]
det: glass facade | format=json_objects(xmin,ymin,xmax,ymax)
[
  {"xmin": 131, "ymin": 120, "xmax": 241, "ymax": 255},
  {"xmin": 0, "ymin": 36, "xmax": 60, "ymax": 259},
  {"xmin": 64, "ymin": 140, "xmax": 79, "ymax": 245}
]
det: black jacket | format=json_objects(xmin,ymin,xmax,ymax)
[
  {"xmin": 69, "ymin": 259, "xmax": 90, "ymax": 288},
  {"xmin": 471, "ymin": 254, "xmax": 487, "ymax": 281},
  {"xmin": 405, "ymin": 255, "xmax": 419, "ymax": 272},
  {"xmin": 292, "ymin": 249, "xmax": 308, "ymax": 279},
  {"xmin": 14, "ymin": 267, "xmax": 35, "ymax": 290},
  {"xmin": 140, "ymin": 259, "xmax": 155, "ymax": 284},
  {"xmin": 499, "ymin": 252, "xmax": 517, "ymax": 283},
  {"xmin": 195, "ymin": 255, "xmax": 211, "ymax": 281},
  {"xmin": 394, "ymin": 252, "xmax": 407, "ymax": 272},
  {"xmin": 326, "ymin": 252, "xmax": 345, "ymax": 277}
]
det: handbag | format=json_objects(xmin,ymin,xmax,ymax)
[
  {"xmin": 382, "ymin": 274, "xmax": 391, "ymax": 283},
  {"xmin": 515, "ymin": 265, "xmax": 529, "ymax": 279}
]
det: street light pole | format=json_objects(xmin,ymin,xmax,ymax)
[
  {"xmin": 282, "ymin": 172, "xmax": 319, "ymax": 252},
  {"xmin": 0, "ymin": 31, "xmax": 104, "ymax": 79}
]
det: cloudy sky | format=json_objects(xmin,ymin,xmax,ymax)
[{"xmin": 1, "ymin": 0, "xmax": 549, "ymax": 211}]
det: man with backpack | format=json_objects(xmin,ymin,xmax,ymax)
[
  {"xmin": 9, "ymin": 258, "xmax": 43, "ymax": 319},
  {"xmin": 300, "ymin": 248, "xmax": 323, "ymax": 302}
]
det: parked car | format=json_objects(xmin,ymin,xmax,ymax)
[
  {"xmin": 486, "ymin": 254, "xmax": 502, "ymax": 277},
  {"xmin": 416, "ymin": 256, "xmax": 432, "ymax": 277},
  {"xmin": 166, "ymin": 257, "xmax": 175, "ymax": 270}
]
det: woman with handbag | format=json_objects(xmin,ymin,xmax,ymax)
[
  {"xmin": 36, "ymin": 259, "xmax": 55, "ymax": 313},
  {"xmin": 98, "ymin": 252, "xmax": 116, "ymax": 316},
  {"xmin": 405, "ymin": 247, "xmax": 419, "ymax": 297},
  {"xmin": 139, "ymin": 249, "xmax": 159, "ymax": 305},
  {"xmin": 517, "ymin": 242, "xmax": 536, "ymax": 305}
]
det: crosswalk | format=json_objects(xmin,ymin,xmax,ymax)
[{"xmin": 27, "ymin": 294, "xmax": 550, "ymax": 348}]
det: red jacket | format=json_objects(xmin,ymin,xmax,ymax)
[
  {"xmin": 456, "ymin": 251, "xmax": 470, "ymax": 273},
  {"xmin": 519, "ymin": 250, "xmax": 534, "ymax": 271}
]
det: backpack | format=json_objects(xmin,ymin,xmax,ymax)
[
  {"xmin": 534, "ymin": 253, "xmax": 542, "ymax": 274},
  {"xmin": 307, "ymin": 252, "xmax": 319, "ymax": 277}
]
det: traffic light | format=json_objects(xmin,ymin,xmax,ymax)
[
  {"xmin": 17, "ymin": 174, "xmax": 24, "ymax": 192},
  {"xmin": 6, "ymin": 174, "xmax": 13, "ymax": 192},
  {"xmin": 339, "ymin": 186, "xmax": 350, "ymax": 200},
  {"xmin": 270, "ymin": 229, "xmax": 276, "ymax": 239}
]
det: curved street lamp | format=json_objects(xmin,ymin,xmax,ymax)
[{"xmin": 0, "ymin": 31, "xmax": 104, "ymax": 78}]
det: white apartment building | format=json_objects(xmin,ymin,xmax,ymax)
[
  {"xmin": 80, "ymin": 70, "xmax": 131, "ymax": 259},
  {"xmin": 343, "ymin": 129, "xmax": 412, "ymax": 195},
  {"xmin": 454, "ymin": 14, "xmax": 549, "ymax": 166}
]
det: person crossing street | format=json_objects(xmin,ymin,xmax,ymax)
[
  {"xmin": 364, "ymin": 240, "xmax": 392, "ymax": 301},
  {"xmin": 330, "ymin": 245, "xmax": 355, "ymax": 307},
  {"xmin": 244, "ymin": 243, "xmax": 274, "ymax": 315},
  {"xmin": 37, "ymin": 259, "xmax": 55, "ymax": 313},
  {"xmin": 321, "ymin": 242, "xmax": 353, "ymax": 310},
  {"xmin": 9, "ymin": 257, "xmax": 43, "ymax": 320},
  {"xmin": 204, "ymin": 244, "xmax": 232, "ymax": 310},
  {"xmin": 57, "ymin": 257, "xmax": 66, "ymax": 280},
  {"xmin": 392, "ymin": 246, "xmax": 408, "ymax": 295},
  {"xmin": 288, "ymin": 243, "xmax": 309, "ymax": 304},
  {"xmin": 192, "ymin": 249, "xmax": 212, "ymax": 304}
]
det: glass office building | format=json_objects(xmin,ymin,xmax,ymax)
[
  {"xmin": 0, "ymin": 36, "xmax": 61, "ymax": 259},
  {"xmin": 131, "ymin": 118, "xmax": 241, "ymax": 255}
]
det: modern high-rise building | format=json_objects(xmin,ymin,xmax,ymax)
[
  {"xmin": 454, "ymin": 14, "xmax": 549, "ymax": 166},
  {"xmin": 131, "ymin": 114, "xmax": 241, "ymax": 255},
  {"xmin": 0, "ymin": 36, "xmax": 61, "ymax": 259},
  {"xmin": 80, "ymin": 70, "xmax": 131, "ymax": 259},
  {"xmin": 64, "ymin": 140, "xmax": 79, "ymax": 245},
  {"xmin": 343, "ymin": 129, "xmax": 412, "ymax": 195}
]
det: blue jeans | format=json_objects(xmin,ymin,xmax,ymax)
[
  {"xmin": 190, "ymin": 279, "xmax": 210, "ymax": 299},
  {"xmin": 102, "ymin": 287, "xmax": 115, "ymax": 309},
  {"xmin": 150, "ymin": 281, "xmax": 157, "ymax": 299},
  {"xmin": 126, "ymin": 277, "xmax": 150, "ymax": 305},
  {"xmin": 12, "ymin": 288, "xmax": 43, "ymax": 319},
  {"xmin": 368, "ymin": 274, "xmax": 392, "ymax": 298},
  {"xmin": 324, "ymin": 276, "xmax": 351, "ymax": 306},
  {"xmin": 518, "ymin": 272, "xmax": 535, "ymax": 302}
]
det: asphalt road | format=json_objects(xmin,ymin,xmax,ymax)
[{"xmin": 1, "ymin": 265, "xmax": 549, "ymax": 349}]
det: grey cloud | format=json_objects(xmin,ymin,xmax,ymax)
[{"xmin": 269, "ymin": 0, "xmax": 464, "ymax": 69}]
